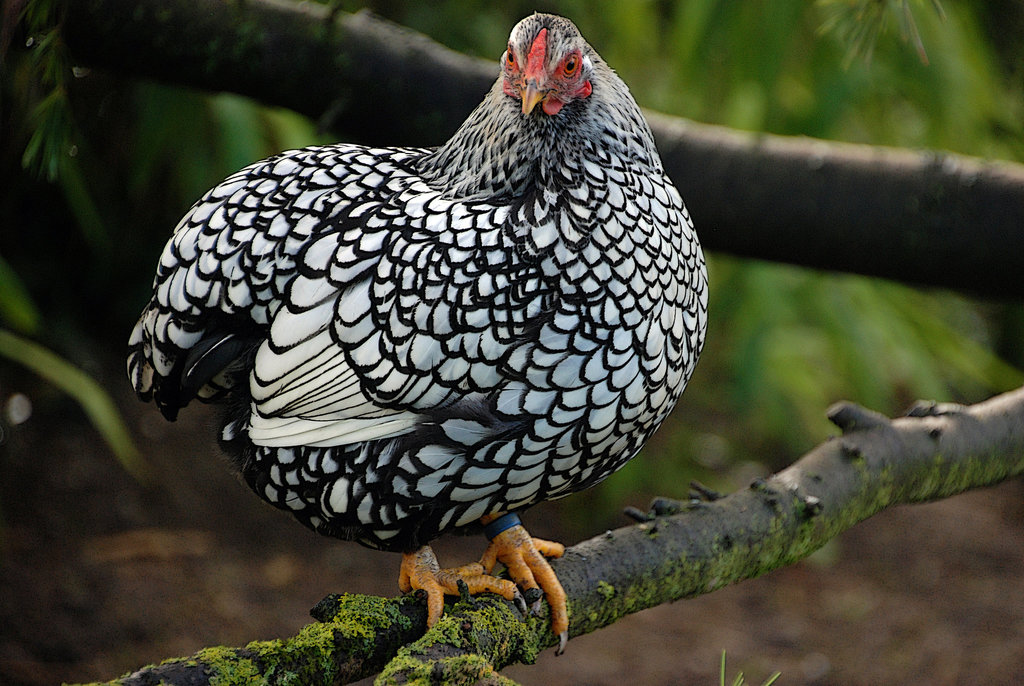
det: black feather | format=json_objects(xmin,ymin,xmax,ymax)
[{"xmin": 155, "ymin": 332, "xmax": 258, "ymax": 421}]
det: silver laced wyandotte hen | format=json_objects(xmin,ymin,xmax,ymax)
[{"xmin": 128, "ymin": 12, "xmax": 707, "ymax": 652}]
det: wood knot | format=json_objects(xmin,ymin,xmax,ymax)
[
  {"xmin": 839, "ymin": 439, "xmax": 864, "ymax": 461},
  {"xmin": 905, "ymin": 400, "xmax": 966, "ymax": 418},
  {"xmin": 800, "ymin": 494, "xmax": 823, "ymax": 519},
  {"xmin": 827, "ymin": 401, "xmax": 890, "ymax": 433}
]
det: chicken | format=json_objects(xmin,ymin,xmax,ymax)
[{"xmin": 128, "ymin": 12, "xmax": 708, "ymax": 652}]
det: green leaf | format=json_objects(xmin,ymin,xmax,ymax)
[
  {"xmin": 0, "ymin": 329, "xmax": 147, "ymax": 480},
  {"xmin": 0, "ymin": 255, "xmax": 41, "ymax": 334}
]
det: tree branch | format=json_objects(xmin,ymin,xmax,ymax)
[
  {"xmin": 88, "ymin": 594, "xmax": 429, "ymax": 685},
  {"xmin": 58, "ymin": 0, "xmax": 1024, "ymax": 299},
  {"xmin": 47, "ymin": 2, "xmax": 1024, "ymax": 683},
  {"xmin": 648, "ymin": 113, "xmax": 1024, "ymax": 299},
  {"xmin": 80, "ymin": 385, "xmax": 1024, "ymax": 685},
  {"xmin": 552, "ymin": 386, "xmax": 1024, "ymax": 644},
  {"xmin": 60, "ymin": 0, "xmax": 494, "ymax": 147}
]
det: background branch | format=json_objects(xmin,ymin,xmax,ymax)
[
  {"xmin": 60, "ymin": 0, "xmax": 1024, "ymax": 299},
  {"xmin": 83, "ymin": 385, "xmax": 1024, "ymax": 685}
]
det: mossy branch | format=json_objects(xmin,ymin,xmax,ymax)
[
  {"xmin": 55, "ymin": 0, "xmax": 1024, "ymax": 298},
  {"xmin": 88, "ymin": 594, "xmax": 429, "ymax": 686},
  {"xmin": 80, "ymin": 385, "xmax": 1024, "ymax": 685}
]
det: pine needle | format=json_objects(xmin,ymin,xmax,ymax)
[{"xmin": 818, "ymin": 0, "xmax": 946, "ymax": 66}]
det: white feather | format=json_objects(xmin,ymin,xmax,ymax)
[{"xmin": 248, "ymin": 413, "xmax": 418, "ymax": 448}]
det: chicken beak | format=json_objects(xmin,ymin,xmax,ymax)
[
  {"xmin": 520, "ymin": 27, "xmax": 550, "ymax": 116},
  {"xmin": 521, "ymin": 81, "xmax": 545, "ymax": 115}
]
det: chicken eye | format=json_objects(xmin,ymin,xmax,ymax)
[
  {"xmin": 505, "ymin": 46, "xmax": 516, "ymax": 68},
  {"xmin": 563, "ymin": 54, "xmax": 579, "ymax": 76}
]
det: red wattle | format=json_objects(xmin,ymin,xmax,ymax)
[{"xmin": 542, "ymin": 98, "xmax": 564, "ymax": 116}]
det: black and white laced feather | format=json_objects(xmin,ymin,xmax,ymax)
[{"xmin": 128, "ymin": 13, "xmax": 708, "ymax": 551}]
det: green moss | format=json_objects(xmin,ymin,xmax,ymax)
[
  {"xmin": 151, "ymin": 594, "xmax": 420, "ymax": 686},
  {"xmin": 318, "ymin": 593, "xmax": 411, "ymax": 641},
  {"xmin": 376, "ymin": 593, "xmax": 544, "ymax": 683},
  {"xmin": 178, "ymin": 591, "xmax": 547, "ymax": 685},
  {"xmin": 377, "ymin": 651, "xmax": 525, "ymax": 686},
  {"xmin": 596, "ymin": 580, "xmax": 616, "ymax": 600},
  {"xmin": 905, "ymin": 451, "xmax": 1018, "ymax": 503},
  {"xmin": 194, "ymin": 647, "xmax": 260, "ymax": 685}
]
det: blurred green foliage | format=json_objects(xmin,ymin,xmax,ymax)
[
  {"xmin": 818, "ymin": 0, "xmax": 947, "ymax": 66},
  {"xmin": 2, "ymin": 0, "xmax": 1023, "ymax": 508}
]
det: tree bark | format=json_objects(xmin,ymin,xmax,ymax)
[
  {"xmin": 80, "ymin": 385, "xmax": 1024, "ymax": 685},
  {"xmin": 57, "ymin": 0, "xmax": 1024, "ymax": 299}
]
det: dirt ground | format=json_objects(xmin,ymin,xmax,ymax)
[{"xmin": 1, "ymin": 363, "xmax": 1023, "ymax": 686}]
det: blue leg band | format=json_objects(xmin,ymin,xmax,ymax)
[{"xmin": 483, "ymin": 512, "xmax": 522, "ymax": 540}]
